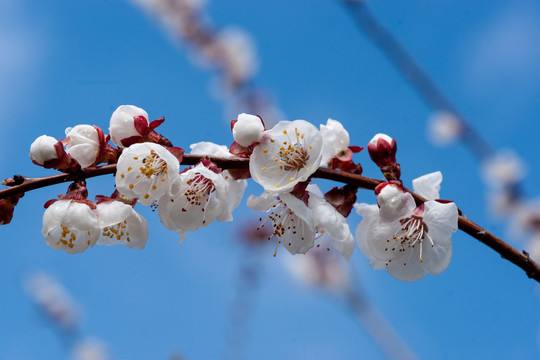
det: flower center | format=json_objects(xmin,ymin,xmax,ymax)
[
  {"xmin": 257, "ymin": 199, "xmax": 306, "ymax": 257},
  {"xmin": 139, "ymin": 150, "xmax": 168, "ymax": 178},
  {"xmin": 180, "ymin": 173, "xmax": 216, "ymax": 224},
  {"xmin": 277, "ymin": 128, "xmax": 310, "ymax": 171},
  {"xmin": 386, "ymin": 215, "xmax": 434, "ymax": 265},
  {"xmin": 56, "ymin": 224, "xmax": 77, "ymax": 249},
  {"xmin": 102, "ymin": 220, "xmax": 131, "ymax": 243}
]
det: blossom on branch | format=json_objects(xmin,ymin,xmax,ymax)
[
  {"xmin": 95, "ymin": 198, "xmax": 149, "ymax": 250},
  {"xmin": 247, "ymin": 190, "xmax": 316, "ymax": 256},
  {"xmin": 109, "ymin": 105, "xmax": 172, "ymax": 148},
  {"xmin": 250, "ymin": 120, "xmax": 322, "ymax": 193},
  {"xmin": 308, "ymin": 191, "xmax": 355, "ymax": 261},
  {"xmin": 115, "ymin": 142, "xmax": 181, "ymax": 206},
  {"xmin": 355, "ymin": 171, "xmax": 458, "ymax": 282},
  {"xmin": 158, "ymin": 162, "xmax": 236, "ymax": 242},
  {"xmin": 64, "ymin": 125, "xmax": 118, "ymax": 168},
  {"xmin": 189, "ymin": 141, "xmax": 247, "ymax": 212},
  {"xmin": 29, "ymin": 135, "xmax": 80, "ymax": 173},
  {"xmin": 42, "ymin": 199, "xmax": 100, "ymax": 254},
  {"xmin": 232, "ymin": 113, "xmax": 265, "ymax": 147}
]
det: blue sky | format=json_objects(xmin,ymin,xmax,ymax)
[{"xmin": 1, "ymin": 0, "xmax": 540, "ymax": 359}]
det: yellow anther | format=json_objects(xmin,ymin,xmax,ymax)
[
  {"xmin": 129, "ymin": 184, "xmax": 134, "ymax": 189},
  {"xmin": 283, "ymin": 130, "xmax": 287, "ymax": 134},
  {"xmin": 120, "ymin": 173, "xmax": 125, "ymax": 178},
  {"xmin": 263, "ymin": 149, "xmax": 268, "ymax": 153}
]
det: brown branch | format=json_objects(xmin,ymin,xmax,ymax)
[{"xmin": 2, "ymin": 155, "xmax": 540, "ymax": 282}]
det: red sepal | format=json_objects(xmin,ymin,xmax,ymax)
[
  {"xmin": 198, "ymin": 158, "xmax": 222, "ymax": 174},
  {"xmin": 133, "ymin": 115, "xmax": 149, "ymax": 136},
  {"xmin": 290, "ymin": 181, "xmax": 310, "ymax": 206},
  {"xmin": 167, "ymin": 146, "xmax": 184, "ymax": 163},
  {"xmin": 121, "ymin": 135, "xmax": 143, "ymax": 148},
  {"xmin": 44, "ymin": 199, "xmax": 58, "ymax": 209},
  {"xmin": 230, "ymin": 119, "xmax": 238, "ymax": 131},
  {"xmin": 324, "ymin": 184, "xmax": 358, "ymax": 217},
  {"xmin": 149, "ymin": 117, "xmax": 165, "ymax": 131}
]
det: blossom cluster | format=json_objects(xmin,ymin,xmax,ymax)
[{"xmin": 13, "ymin": 104, "xmax": 461, "ymax": 282}]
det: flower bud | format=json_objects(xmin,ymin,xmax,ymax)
[
  {"xmin": 30, "ymin": 135, "xmax": 60, "ymax": 165},
  {"xmin": 65, "ymin": 125, "xmax": 100, "ymax": 168},
  {"xmin": 376, "ymin": 182, "xmax": 415, "ymax": 222},
  {"xmin": 30, "ymin": 135, "xmax": 81, "ymax": 173},
  {"xmin": 109, "ymin": 105, "xmax": 149, "ymax": 148},
  {"xmin": 232, "ymin": 113, "xmax": 264, "ymax": 147},
  {"xmin": 367, "ymin": 133, "xmax": 397, "ymax": 168}
]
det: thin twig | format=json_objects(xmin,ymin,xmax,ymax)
[{"xmin": 1, "ymin": 155, "xmax": 539, "ymax": 282}]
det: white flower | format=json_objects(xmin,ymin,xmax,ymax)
[
  {"xmin": 427, "ymin": 111, "xmax": 463, "ymax": 146},
  {"xmin": 25, "ymin": 271, "xmax": 79, "ymax": 331},
  {"xmin": 64, "ymin": 125, "xmax": 100, "ymax": 168},
  {"xmin": 189, "ymin": 141, "xmax": 247, "ymax": 212},
  {"xmin": 158, "ymin": 163, "xmax": 232, "ymax": 243},
  {"xmin": 247, "ymin": 191, "xmax": 316, "ymax": 255},
  {"xmin": 250, "ymin": 120, "xmax": 323, "ymax": 193},
  {"xmin": 42, "ymin": 199, "xmax": 100, "ymax": 254},
  {"xmin": 320, "ymin": 118, "xmax": 350, "ymax": 164},
  {"xmin": 115, "ymin": 143, "xmax": 180, "ymax": 206},
  {"xmin": 29, "ymin": 135, "xmax": 60, "ymax": 165},
  {"xmin": 482, "ymin": 149, "xmax": 526, "ymax": 187},
  {"xmin": 95, "ymin": 200, "xmax": 149, "ymax": 249},
  {"xmin": 307, "ymin": 185, "xmax": 355, "ymax": 261},
  {"xmin": 355, "ymin": 171, "xmax": 458, "ymax": 282},
  {"xmin": 284, "ymin": 249, "xmax": 350, "ymax": 291},
  {"xmin": 109, "ymin": 105, "xmax": 149, "ymax": 148},
  {"xmin": 72, "ymin": 338, "xmax": 110, "ymax": 360},
  {"xmin": 232, "ymin": 113, "xmax": 265, "ymax": 147},
  {"xmin": 215, "ymin": 27, "xmax": 258, "ymax": 86}
]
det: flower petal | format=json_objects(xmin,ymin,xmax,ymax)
[{"xmin": 412, "ymin": 171, "xmax": 442, "ymax": 200}]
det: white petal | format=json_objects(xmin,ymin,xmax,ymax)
[
  {"xmin": 385, "ymin": 246, "xmax": 427, "ymax": 282},
  {"xmin": 246, "ymin": 192, "xmax": 278, "ymax": 211},
  {"xmin": 354, "ymin": 203, "xmax": 382, "ymax": 267},
  {"xmin": 377, "ymin": 185, "xmax": 416, "ymax": 222},
  {"xmin": 280, "ymin": 215, "xmax": 316, "ymax": 255},
  {"xmin": 280, "ymin": 192, "xmax": 315, "ymax": 230},
  {"xmin": 308, "ymin": 193, "xmax": 353, "ymax": 260},
  {"xmin": 423, "ymin": 200, "xmax": 459, "ymax": 237},
  {"xmin": 320, "ymin": 118, "xmax": 350, "ymax": 164},
  {"xmin": 420, "ymin": 200, "xmax": 457, "ymax": 275},
  {"xmin": 366, "ymin": 219, "xmax": 403, "ymax": 262},
  {"xmin": 189, "ymin": 141, "xmax": 232, "ymax": 158},
  {"xmin": 412, "ymin": 171, "xmax": 442, "ymax": 200}
]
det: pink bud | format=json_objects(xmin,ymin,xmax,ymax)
[{"xmin": 367, "ymin": 133, "xmax": 397, "ymax": 168}]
